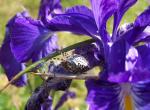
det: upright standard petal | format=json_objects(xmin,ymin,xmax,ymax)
[
  {"xmin": 107, "ymin": 39, "xmax": 128, "ymax": 73},
  {"xmin": 0, "ymin": 29, "xmax": 27, "ymax": 87},
  {"xmin": 9, "ymin": 13, "xmax": 56, "ymax": 62},
  {"xmin": 113, "ymin": 0, "xmax": 137, "ymax": 38},
  {"xmin": 90, "ymin": 0, "xmax": 118, "ymax": 42},
  {"xmin": 86, "ymin": 79, "xmax": 124, "ymax": 110},
  {"xmin": 38, "ymin": 0, "xmax": 62, "ymax": 24},
  {"xmin": 132, "ymin": 80, "xmax": 150, "ymax": 110},
  {"xmin": 47, "ymin": 6, "xmax": 99, "ymax": 39}
]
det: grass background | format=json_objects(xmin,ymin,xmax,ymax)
[{"xmin": 0, "ymin": 0, "xmax": 149, "ymax": 110}]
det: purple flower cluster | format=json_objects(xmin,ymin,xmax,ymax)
[{"xmin": 1, "ymin": 0, "xmax": 150, "ymax": 110}]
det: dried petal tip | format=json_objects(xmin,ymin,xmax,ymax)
[{"xmin": 54, "ymin": 91, "xmax": 76, "ymax": 110}]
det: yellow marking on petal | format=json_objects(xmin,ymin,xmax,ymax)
[{"xmin": 125, "ymin": 95, "xmax": 133, "ymax": 110}]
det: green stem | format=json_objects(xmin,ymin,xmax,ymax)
[
  {"xmin": 0, "ymin": 39, "xmax": 95, "ymax": 92},
  {"xmin": 27, "ymin": 74, "xmax": 33, "ymax": 94}
]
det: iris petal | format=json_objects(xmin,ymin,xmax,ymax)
[
  {"xmin": 90, "ymin": 0, "xmax": 118, "ymax": 42},
  {"xmin": 123, "ymin": 7, "xmax": 150, "ymax": 44},
  {"xmin": 86, "ymin": 79, "xmax": 124, "ymax": 110},
  {"xmin": 113, "ymin": 0, "xmax": 137, "ymax": 37},
  {"xmin": 110, "ymin": 46, "xmax": 139, "ymax": 83},
  {"xmin": 65, "ymin": 5, "xmax": 94, "ymax": 18},
  {"xmin": 132, "ymin": 80, "xmax": 150, "ymax": 110},
  {"xmin": 26, "ymin": 95, "xmax": 52, "ymax": 110},
  {"xmin": 100, "ymin": 39, "xmax": 128, "ymax": 82},
  {"xmin": 108, "ymin": 38, "xmax": 127, "ymax": 73},
  {"xmin": 0, "ymin": 12, "xmax": 28, "ymax": 87},
  {"xmin": 9, "ymin": 13, "xmax": 56, "ymax": 62},
  {"xmin": 47, "ymin": 6, "xmax": 98, "ymax": 39},
  {"xmin": 134, "ymin": 7, "xmax": 150, "ymax": 28},
  {"xmin": 38, "ymin": 0, "xmax": 62, "ymax": 24},
  {"xmin": 134, "ymin": 26, "xmax": 150, "ymax": 44},
  {"xmin": 108, "ymin": 45, "xmax": 150, "ymax": 83},
  {"xmin": 32, "ymin": 35, "xmax": 59, "ymax": 62},
  {"xmin": 108, "ymin": 69, "xmax": 150, "ymax": 83},
  {"xmin": 0, "ymin": 29, "xmax": 27, "ymax": 87},
  {"xmin": 136, "ymin": 44, "xmax": 150, "ymax": 70}
]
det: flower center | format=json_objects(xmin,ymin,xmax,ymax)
[
  {"xmin": 121, "ymin": 83, "xmax": 134, "ymax": 110},
  {"xmin": 125, "ymin": 95, "xmax": 133, "ymax": 110}
]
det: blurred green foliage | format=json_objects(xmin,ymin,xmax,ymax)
[{"xmin": 0, "ymin": 0, "xmax": 149, "ymax": 110}]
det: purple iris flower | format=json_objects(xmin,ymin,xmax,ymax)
[
  {"xmin": 0, "ymin": 0, "xmax": 61, "ymax": 86},
  {"xmin": 44, "ymin": 0, "xmax": 150, "ymax": 109}
]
